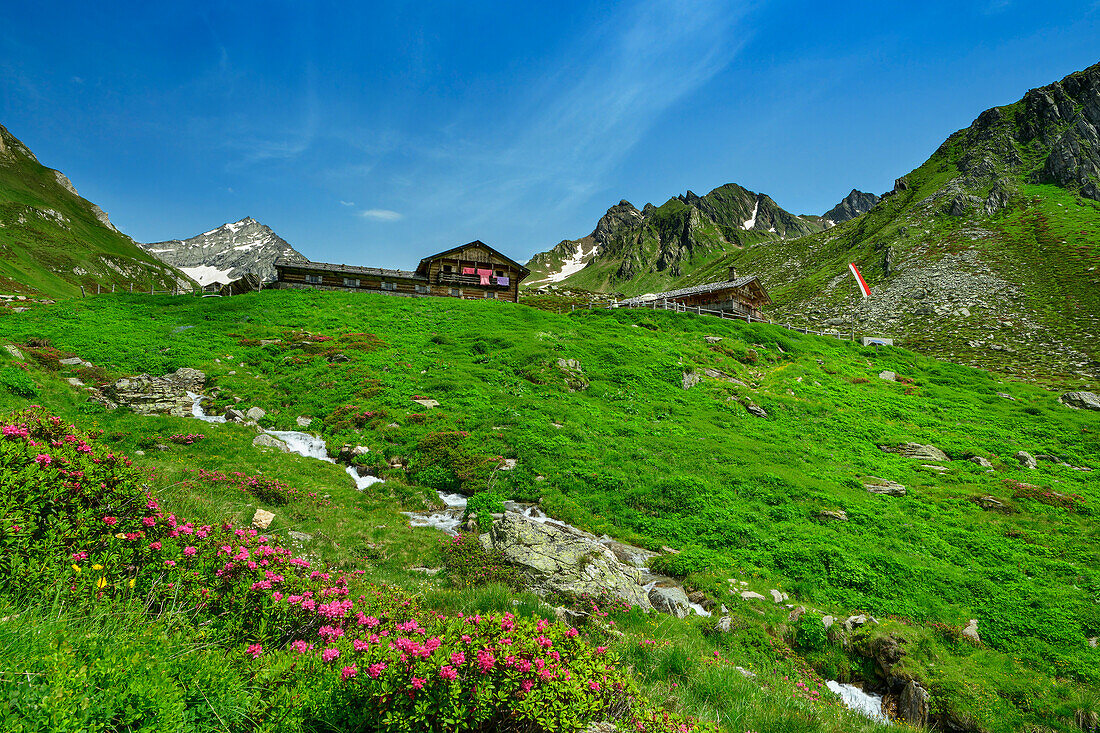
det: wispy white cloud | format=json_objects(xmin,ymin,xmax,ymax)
[
  {"xmin": 339, "ymin": 200, "xmax": 355, "ymax": 206},
  {"xmin": 392, "ymin": 0, "xmax": 750, "ymax": 249},
  {"xmin": 357, "ymin": 208, "xmax": 403, "ymax": 221}
]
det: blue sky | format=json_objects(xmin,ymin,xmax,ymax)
[{"xmin": 2, "ymin": 1, "xmax": 1097, "ymax": 268}]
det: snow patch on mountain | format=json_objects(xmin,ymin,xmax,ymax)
[{"xmin": 742, "ymin": 199, "xmax": 759, "ymax": 230}]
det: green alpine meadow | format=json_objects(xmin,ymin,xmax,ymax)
[
  {"xmin": 2, "ymin": 5, "xmax": 1100, "ymax": 732},
  {"xmin": 1, "ymin": 290, "xmax": 1097, "ymax": 731}
]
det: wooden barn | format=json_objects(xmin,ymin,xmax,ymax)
[
  {"xmin": 273, "ymin": 241, "xmax": 529, "ymax": 303},
  {"xmin": 617, "ymin": 267, "xmax": 771, "ymax": 320}
]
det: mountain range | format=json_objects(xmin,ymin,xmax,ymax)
[
  {"xmin": 524, "ymin": 61, "xmax": 1100, "ymax": 381},
  {"xmin": 141, "ymin": 217, "xmax": 306, "ymax": 285},
  {"xmin": 524, "ymin": 184, "xmax": 880, "ymax": 293}
]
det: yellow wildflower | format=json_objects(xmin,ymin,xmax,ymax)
[
  {"xmin": 128, "ymin": 578, "xmax": 135, "ymax": 589},
  {"xmin": 114, "ymin": 533, "xmax": 126, "ymax": 540},
  {"xmin": 71, "ymin": 564, "xmax": 81, "ymax": 573},
  {"xmin": 92, "ymin": 564, "xmax": 103, "ymax": 571},
  {"xmin": 96, "ymin": 576, "xmax": 107, "ymax": 590}
]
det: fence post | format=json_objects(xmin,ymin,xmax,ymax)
[
  {"xmin": 129, "ymin": 283, "xmax": 133, "ymax": 293},
  {"xmin": 96, "ymin": 283, "xmax": 101, "ymax": 295},
  {"xmin": 80, "ymin": 285, "xmax": 85, "ymax": 298}
]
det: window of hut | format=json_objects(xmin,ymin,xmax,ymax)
[
  {"xmin": 343, "ymin": 278, "xmax": 360, "ymax": 287},
  {"xmin": 305, "ymin": 274, "xmax": 322, "ymax": 285}
]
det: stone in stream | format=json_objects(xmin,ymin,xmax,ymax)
[
  {"xmin": 648, "ymin": 585, "xmax": 691, "ymax": 618},
  {"xmin": 224, "ymin": 407, "xmax": 247, "ymax": 422},
  {"xmin": 253, "ymin": 434, "xmax": 290, "ymax": 452},
  {"xmin": 478, "ymin": 512, "xmax": 652, "ymax": 610}
]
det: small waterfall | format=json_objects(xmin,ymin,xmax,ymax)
[
  {"xmin": 188, "ymin": 392, "xmax": 381, "ymax": 491},
  {"xmin": 825, "ymin": 681, "xmax": 889, "ymax": 723}
]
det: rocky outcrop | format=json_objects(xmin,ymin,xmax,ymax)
[
  {"xmin": 103, "ymin": 368, "xmax": 206, "ymax": 416},
  {"xmin": 556, "ymin": 359, "xmax": 589, "ymax": 392},
  {"xmin": 1015, "ymin": 451, "xmax": 1037, "ymax": 469},
  {"xmin": 863, "ymin": 478, "xmax": 907, "ymax": 496},
  {"xmin": 897, "ymin": 680, "xmax": 931, "ymax": 727},
  {"xmin": 1060, "ymin": 391, "xmax": 1100, "ymax": 411},
  {"xmin": 479, "ymin": 513, "xmax": 652, "ymax": 610},
  {"xmin": 878, "ymin": 443, "xmax": 948, "ymax": 461}
]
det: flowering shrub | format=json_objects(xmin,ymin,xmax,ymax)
[
  {"xmin": 163, "ymin": 433, "xmax": 205, "ymax": 445},
  {"xmin": 0, "ymin": 408, "xmax": 141, "ymax": 594},
  {"xmin": 325, "ymin": 404, "xmax": 383, "ymax": 432},
  {"xmin": 1, "ymin": 409, "xmax": 712, "ymax": 732},
  {"xmin": 1007, "ymin": 479, "xmax": 1087, "ymax": 512},
  {"xmin": 183, "ymin": 468, "xmax": 331, "ymax": 508}
]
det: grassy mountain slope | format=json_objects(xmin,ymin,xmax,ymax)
[
  {"xmin": 1, "ymin": 289, "xmax": 1098, "ymax": 731},
  {"xmin": 689, "ymin": 62, "xmax": 1100, "ymax": 383},
  {"xmin": 0, "ymin": 124, "xmax": 190, "ymax": 297}
]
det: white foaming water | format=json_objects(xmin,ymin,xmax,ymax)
[
  {"xmin": 688, "ymin": 602, "xmax": 712, "ymax": 617},
  {"xmin": 346, "ymin": 465, "xmax": 385, "ymax": 490},
  {"xmin": 188, "ymin": 393, "xmax": 386, "ymax": 490},
  {"xmin": 188, "ymin": 392, "xmax": 226, "ymax": 423},
  {"xmin": 266, "ymin": 430, "xmax": 333, "ymax": 462},
  {"xmin": 825, "ymin": 681, "xmax": 889, "ymax": 723},
  {"xmin": 439, "ymin": 492, "xmax": 469, "ymax": 508}
]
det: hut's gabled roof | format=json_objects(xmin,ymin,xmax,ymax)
[
  {"xmin": 618, "ymin": 276, "xmax": 770, "ymax": 307},
  {"xmin": 415, "ymin": 241, "xmax": 531, "ymax": 278}
]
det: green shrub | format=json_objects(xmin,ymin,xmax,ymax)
[
  {"xmin": 795, "ymin": 614, "xmax": 828, "ymax": 652},
  {"xmin": 438, "ymin": 532, "xmax": 524, "ymax": 589},
  {"xmin": 0, "ymin": 367, "xmax": 38, "ymax": 397},
  {"xmin": 464, "ymin": 490, "xmax": 505, "ymax": 531}
]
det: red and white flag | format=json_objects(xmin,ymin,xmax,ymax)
[{"xmin": 849, "ymin": 263, "xmax": 871, "ymax": 299}]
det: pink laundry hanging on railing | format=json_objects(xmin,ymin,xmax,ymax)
[
  {"xmin": 461, "ymin": 266, "xmax": 476, "ymax": 275},
  {"xmin": 476, "ymin": 268, "xmax": 492, "ymax": 285}
]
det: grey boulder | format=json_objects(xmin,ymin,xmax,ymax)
[
  {"xmin": 648, "ymin": 585, "xmax": 690, "ymax": 618},
  {"xmin": 253, "ymin": 434, "xmax": 290, "ymax": 452},
  {"xmin": 878, "ymin": 442, "xmax": 948, "ymax": 461},
  {"xmin": 478, "ymin": 512, "xmax": 651, "ymax": 610},
  {"xmin": 1059, "ymin": 391, "xmax": 1100, "ymax": 411}
]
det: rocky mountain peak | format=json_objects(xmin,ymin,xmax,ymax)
[
  {"xmin": 142, "ymin": 218, "xmax": 306, "ymax": 285},
  {"xmin": 823, "ymin": 189, "xmax": 881, "ymax": 224}
]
